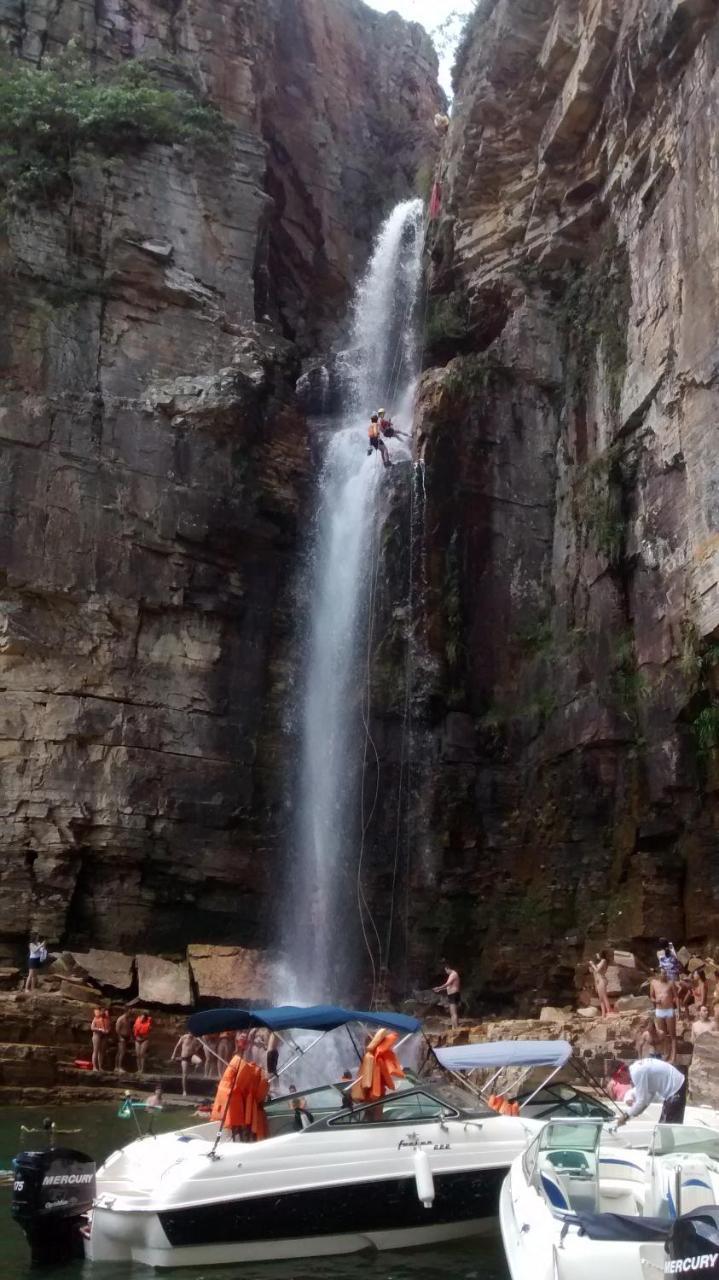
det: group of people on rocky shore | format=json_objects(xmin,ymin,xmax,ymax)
[
  {"xmin": 590, "ymin": 937, "xmax": 718, "ymax": 1063},
  {"xmin": 90, "ymin": 1008, "xmax": 152, "ymax": 1073},
  {"xmin": 85, "ymin": 1014, "xmax": 281, "ymax": 1097}
]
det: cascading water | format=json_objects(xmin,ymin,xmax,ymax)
[{"xmin": 282, "ymin": 198, "xmax": 424, "ymax": 1003}]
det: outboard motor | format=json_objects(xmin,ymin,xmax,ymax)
[
  {"xmin": 11, "ymin": 1146, "xmax": 96, "ymax": 1264},
  {"xmin": 666, "ymin": 1208, "xmax": 719, "ymax": 1276}
]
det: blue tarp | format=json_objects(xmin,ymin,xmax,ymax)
[
  {"xmin": 187, "ymin": 1004, "xmax": 421, "ymax": 1037},
  {"xmin": 435, "ymin": 1040, "xmax": 572, "ymax": 1071}
]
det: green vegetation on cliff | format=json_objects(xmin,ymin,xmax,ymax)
[
  {"xmin": 561, "ymin": 228, "xmax": 631, "ymax": 413},
  {"xmin": 0, "ymin": 50, "xmax": 224, "ymax": 207}
]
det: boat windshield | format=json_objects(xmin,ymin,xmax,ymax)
[
  {"xmin": 651, "ymin": 1125, "xmax": 719, "ymax": 1161},
  {"xmin": 539, "ymin": 1120, "xmax": 604, "ymax": 1153}
]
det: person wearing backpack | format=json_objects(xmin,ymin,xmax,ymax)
[{"xmin": 24, "ymin": 934, "xmax": 47, "ymax": 992}]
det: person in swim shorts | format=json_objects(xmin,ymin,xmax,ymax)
[
  {"xmin": 650, "ymin": 968, "xmax": 678, "ymax": 1062},
  {"xmin": 434, "ymin": 963, "xmax": 461, "ymax": 1029},
  {"xmin": 171, "ymin": 1031, "xmax": 199, "ymax": 1097}
]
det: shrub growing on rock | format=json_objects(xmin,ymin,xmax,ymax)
[{"xmin": 0, "ymin": 48, "xmax": 225, "ymax": 206}]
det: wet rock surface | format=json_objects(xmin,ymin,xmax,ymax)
[
  {"xmin": 362, "ymin": 1, "xmax": 719, "ymax": 1008},
  {"xmin": 0, "ymin": 0, "xmax": 439, "ymax": 962},
  {"xmin": 187, "ymin": 944, "xmax": 276, "ymax": 1004}
]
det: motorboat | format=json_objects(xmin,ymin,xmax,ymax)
[
  {"xmin": 500, "ymin": 1117, "xmax": 719, "ymax": 1279},
  {"xmin": 13, "ymin": 1004, "xmax": 548, "ymax": 1269}
]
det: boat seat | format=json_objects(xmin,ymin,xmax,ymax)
[{"xmin": 598, "ymin": 1184, "xmax": 643, "ymax": 1216}]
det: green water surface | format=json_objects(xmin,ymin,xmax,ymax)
[{"xmin": 0, "ymin": 1104, "xmax": 509, "ymax": 1279}]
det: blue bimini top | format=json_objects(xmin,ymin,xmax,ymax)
[
  {"xmin": 187, "ymin": 1004, "xmax": 422, "ymax": 1038},
  {"xmin": 435, "ymin": 1040, "xmax": 572, "ymax": 1072}
]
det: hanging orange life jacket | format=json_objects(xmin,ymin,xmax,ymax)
[{"xmin": 368, "ymin": 421, "xmax": 379, "ymax": 440}]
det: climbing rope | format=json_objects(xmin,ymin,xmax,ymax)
[
  {"xmin": 356, "ymin": 508, "xmax": 386, "ymax": 1007},
  {"xmin": 357, "ymin": 211, "xmax": 435, "ymax": 1005},
  {"xmin": 384, "ymin": 222, "xmax": 433, "ymax": 981}
]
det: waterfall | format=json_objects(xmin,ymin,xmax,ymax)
[{"xmin": 282, "ymin": 198, "xmax": 424, "ymax": 1003}]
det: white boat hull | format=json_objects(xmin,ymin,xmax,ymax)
[
  {"xmin": 87, "ymin": 1113, "xmax": 537, "ymax": 1268},
  {"xmin": 88, "ymin": 1209, "xmax": 494, "ymax": 1267}
]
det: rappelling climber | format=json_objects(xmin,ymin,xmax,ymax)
[
  {"xmin": 377, "ymin": 408, "xmax": 407, "ymax": 440},
  {"xmin": 368, "ymin": 414, "xmax": 391, "ymax": 468}
]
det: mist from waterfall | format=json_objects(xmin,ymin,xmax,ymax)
[{"xmin": 281, "ymin": 198, "xmax": 424, "ymax": 1004}]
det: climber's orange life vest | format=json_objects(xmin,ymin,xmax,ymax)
[
  {"xmin": 133, "ymin": 1016, "xmax": 152, "ymax": 1040},
  {"xmin": 368, "ymin": 422, "xmax": 379, "ymax": 440}
]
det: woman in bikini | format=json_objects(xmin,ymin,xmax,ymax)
[
  {"xmin": 650, "ymin": 967, "xmax": 678, "ymax": 1063},
  {"xmin": 588, "ymin": 950, "xmax": 612, "ymax": 1017}
]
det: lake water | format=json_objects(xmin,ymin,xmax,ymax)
[{"xmin": 0, "ymin": 1104, "xmax": 510, "ymax": 1279}]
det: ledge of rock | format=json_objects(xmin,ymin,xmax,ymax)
[
  {"xmin": 187, "ymin": 945, "xmax": 275, "ymax": 1004},
  {"xmin": 65, "ymin": 950, "xmax": 134, "ymax": 993},
  {"xmin": 137, "ymin": 955, "xmax": 192, "ymax": 1009}
]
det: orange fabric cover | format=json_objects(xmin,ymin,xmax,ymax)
[
  {"xmin": 212, "ymin": 1055, "xmax": 269, "ymax": 1140},
  {"xmin": 350, "ymin": 1030, "xmax": 405, "ymax": 1104}
]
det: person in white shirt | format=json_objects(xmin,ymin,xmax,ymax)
[
  {"xmin": 25, "ymin": 934, "xmax": 47, "ymax": 992},
  {"xmin": 608, "ymin": 1057, "xmax": 686, "ymax": 1126}
]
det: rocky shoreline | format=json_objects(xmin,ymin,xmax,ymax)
[{"xmin": 3, "ymin": 982, "xmax": 716, "ymax": 1112}]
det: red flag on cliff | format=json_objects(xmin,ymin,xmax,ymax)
[{"xmin": 429, "ymin": 181, "xmax": 442, "ymax": 221}]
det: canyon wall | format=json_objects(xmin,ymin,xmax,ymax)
[
  {"xmin": 0, "ymin": 0, "xmax": 440, "ymax": 958},
  {"xmin": 368, "ymin": 0, "xmax": 719, "ymax": 1011}
]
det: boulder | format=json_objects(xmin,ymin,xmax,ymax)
[
  {"xmin": 605, "ymin": 964, "xmax": 645, "ymax": 996},
  {"xmin": 0, "ymin": 967, "xmax": 20, "ymax": 990},
  {"xmin": 614, "ymin": 994, "xmax": 653, "ymax": 1013},
  {"xmin": 577, "ymin": 1006, "xmax": 599, "ymax": 1019},
  {"xmin": 187, "ymin": 945, "xmax": 275, "ymax": 1003},
  {"xmin": 67, "ymin": 949, "xmax": 134, "ymax": 992},
  {"xmin": 612, "ymin": 949, "xmax": 638, "ymax": 969},
  {"xmin": 137, "ymin": 955, "xmax": 192, "ymax": 1008},
  {"xmin": 688, "ymin": 1031, "xmax": 719, "ymax": 1106},
  {"xmin": 539, "ymin": 1005, "xmax": 571, "ymax": 1024}
]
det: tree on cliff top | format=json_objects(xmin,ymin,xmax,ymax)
[{"xmin": 0, "ymin": 48, "xmax": 225, "ymax": 208}]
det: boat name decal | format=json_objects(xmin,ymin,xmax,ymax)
[
  {"xmin": 665, "ymin": 1256, "xmax": 719, "ymax": 1274},
  {"xmin": 398, "ymin": 1133, "xmax": 432, "ymax": 1150},
  {"xmin": 42, "ymin": 1173, "xmax": 94, "ymax": 1186},
  {"xmin": 433, "ymin": 1143, "xmax": 450, "ymax": 1151}
]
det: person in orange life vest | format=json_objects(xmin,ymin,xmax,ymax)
[
  {"xmin": 377, "ymin": 408, "xmax": 407, "ymax": 440},
  {"xmin": 367, "ymin": 415, "xmax": 391, "ymax": 468},
  {"xmin": 133, "ymin": 1012, "xmax": 152, "ymax": 1074}
]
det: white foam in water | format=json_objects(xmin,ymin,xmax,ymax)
[{"xmin": 282, "ymin": 199, "xmax": 424, "ymax": 1004}]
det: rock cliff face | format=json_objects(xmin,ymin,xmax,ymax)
[
  {"xmin": 369, "ymin": 0, "xmax": 719, "ymax": 1010},
  {"xmin": 0, "ymin": 0, "xmax": 439, "ymax": 958}
]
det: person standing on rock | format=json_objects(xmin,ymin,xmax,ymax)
[
  {"xmin": 24, "ymin": 934, "xmax": 47, "ymax": 992},
  {"xmin": 635, "ymin": 1016, "xmax": 663, "ymax": 1059},
  {"xmin": 433, "ymin": 963, "xmax": 461, "ymax": 1029},
  {"xmin": 115, "ymin": 1009, "xmax": 133, "ymax": 1073},
  {"xmin": 133, "ymin": 1011, "xmax": 152, "ymax": 1074},
  {"xmin": 650, "ymin": 967, "xmax": 678, "ymax": 1063},
  {"xmin": 90, "ymin": 1007, "xmax": 110, "ymax": 1072},
  {"xmin": 171, "ymin": 1032, "xmax": 199, "ymax": 1097},
  {"xmin": 690, "ymin": 966, "xmax": 709, "ymax": 1013},
  {"xmin": 657, "ymin": 938, "xmax": 683, "ymax": 981},
  {"xmin": 589, "ymin": 950, "xmax": 612, "ymax": 1017},
  {"xmin": 218, "ymin": 1030, "xmax": 234, "ymax": 1072},
  {"xmin": 691, "ymin": 1005, "xmax": 714, "ymax": 1043}
]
